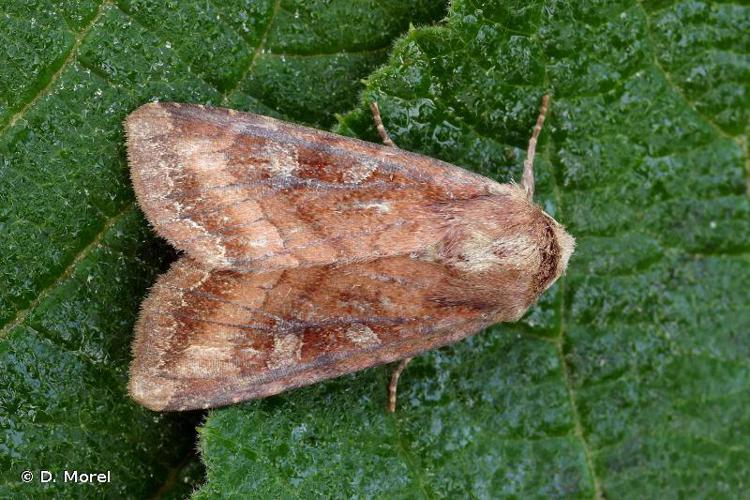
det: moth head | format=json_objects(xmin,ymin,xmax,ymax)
[
  {"xmin": 441, "ymin": 192, "xmax": 575, "ymax": 285},
  {"xmin": 543, "ymin": 214, "xmax": 575, "ymax": 290}
]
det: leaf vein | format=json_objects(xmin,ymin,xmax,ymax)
[
  {"xmin": 112, "ymin": 2, "xmax": 221, "ymax": 93},
  {"xmin": 635, "ymin": 0, "xmax": 743, "ymax": 142},
  {"xmin": 0, "ymin": 0, "xmax": 112, "ymax": 135},
  {"xmin": 222, "ymin": 0, "xmax": 282, "ymax": 103},
  {"xmin": 0, "ymin": 202, "xmax": 136, "ymax": 338}
]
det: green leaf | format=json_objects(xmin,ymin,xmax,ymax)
[
  {"xmin": 198, "ymin": 0, "xmax": 750, "ymax": 497},
  {"xmin": 0, "ymin": 0, "xmax": 445, "ymax": 497}
]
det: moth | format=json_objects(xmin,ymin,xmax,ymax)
[{"xmin": 125, "ymin": 96, "xmax": 574, "ymax": 411}]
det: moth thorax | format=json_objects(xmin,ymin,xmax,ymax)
[{"xmin": 450, "ymin": 230, "xmax": 541, "ymax": 274}]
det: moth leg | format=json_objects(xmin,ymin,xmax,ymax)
[
  {"xmin": 521, "ymin": 94, "xmax": 550, "ymax": 200},
  {"xmin": 369, "ymin": 101, "xmax": 397, "ymax": 148},
  {"xmin": 387, "ymin": 357, "xmax": 413, "ymax": 412}
]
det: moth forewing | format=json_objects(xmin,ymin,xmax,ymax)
[
  {"xmin": 125, "ymin": 103, "xmax": 505, "ymax": 272},
  {"xmin": 131, "ymin": 256, "xmax": 502, "ymax": 411},
  {"xmin": 126, "ymin": 98, "xmax": 574, "ymax": 411}
]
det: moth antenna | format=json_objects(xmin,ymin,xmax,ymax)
[
  {"xmin": 370, "ymin": 101, "xmax": 397, "ymax": 148},
  {"xmin": 521, "ymin": 94, "xmax": 550, "ymax": 200}
]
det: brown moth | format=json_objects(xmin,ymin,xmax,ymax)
[{"xmin": 125, "ymin": 96, "xmax": 574, "ymax": 411}]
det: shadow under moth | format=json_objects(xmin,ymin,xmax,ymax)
[{"xmin": 125, "ymin": 96, "xmax": 574, "ymax": 412}]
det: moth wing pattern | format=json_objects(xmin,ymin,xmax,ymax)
[
  {"xmin": 125, "ymin": 103, "xmax": 513, "ymax": 271},
  {"xmin": 129, "ymin": 257, "xmax": 503, "ymax": 411}
]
